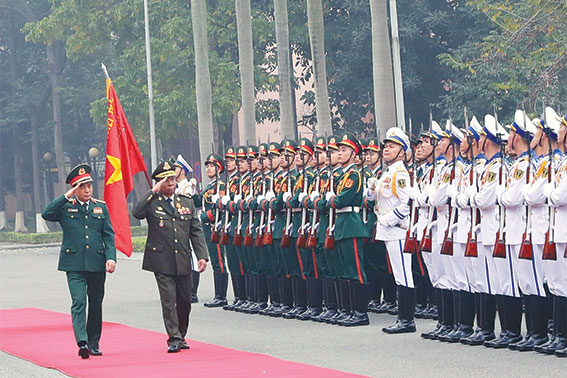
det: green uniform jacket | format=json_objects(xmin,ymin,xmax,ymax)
[
  {"xmin": 133, "ymin": 190, "xmax": 208, "ymax": 275},
  {"xmin": 42, "ymin": 195, "xmax": 116, "ymax": 272},
  {"xmin": 328, "ymin": 164, "xmax": 369, "ymax": 241},
  {"xmin": 194, "ymin": 178, "xmax": 226, "ymax": 240}
]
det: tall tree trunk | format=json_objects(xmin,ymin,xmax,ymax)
[
  {"xmin": 191, "ymin": 0, "xmax": 214, "ymax": 185},
  {"xmin": 31, "ymin": 114, "xmax": 50, "ymax": 232},
  {"xmin": 369, "ymin": 0, "xmax": 396, "ymax": 137},
  {"xmin": 273, "ymin": 0, "xmax": 295, "ymax": 139},
  {"xmin": 13, "ymin": 127, "xmax": 27, "ymax": 232},
  {"xmin": 306, "ymin": 0, "xmax": 332, "ymax": 136},
  {"xmin": 235, "ymin": 0, "xmax": 256, "ymax": 144},
  {"xmin": 0, "ymin": 132, "xmax": 6, "ymax": 230},
  {"xmin": 47, "ymin": 42, "xmax": 66, "ymax": 193}
]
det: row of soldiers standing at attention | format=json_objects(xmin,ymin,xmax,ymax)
[{"xmin": 187, "ymin": 106, "xmax": 567, "ymax": 357}]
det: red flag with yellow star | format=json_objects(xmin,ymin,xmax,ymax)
[{"xmin": 104, "ymin": 78, "xmax": 150, "ymax": 257}]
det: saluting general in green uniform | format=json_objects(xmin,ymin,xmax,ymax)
[
  {"xmin": 42, "ymin": 164, "xmax": 116, "ymax": 359},
  {"xmin": 132, "ymin": 160, "xmax": 209, "ymax": 354}
]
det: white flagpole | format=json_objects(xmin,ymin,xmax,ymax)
[
  {"xmin": 143, "ymin": 0, "xmax": 157, "ymax": 172},
  {"xmin": 389, "ymin": 0, "xmax": 406, "ymax": 130}
]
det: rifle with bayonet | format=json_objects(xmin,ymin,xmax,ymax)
[
  {"xmin": 324, "ymin": 138, "xmax": 336, "ymax": 250},
  {"xmin": 255, "ymin": 140, "xmax": 267, "ymax": 247},
  {"xmin": 306, "ymin": 134, "xmax": 321, "ymax": 249},
  {"xmin": 519, "ymin": 104, "xmax": 534, "ymax": 259},
  {"xmin": 211, "ymin": 142, "xmax": 221, "ymax": 243},
  {"xmin": 404, "ymin": 123, "xmax": 419, "ymax": 254},
  {"xmin": 441, "ymin": 117, "xmax": 457, "ymax": 256},
  {"xmin": 263, "ymin": 142, "xmax": 275, "ymax": 246},
  {"xmin": 420, "ymin": 110, "xmax": 436, "ymax": 253},
  {"xmin": 280, "ymin": 148, "xmax": 293, "ymax": 248},
  {"xmin": 542, "ymin": 101, "xmax": 557, "ymax": 260},
  {"xmin": 464, "ymin": 111, "xmax": 479, "ymax": 258},
  {"xmin": 244, "ymin": 144, "xmax": 255, "ymax": 247},
  {"xmin": 219, "ymin": 145, "xmax": 231, "ymax": 245},
  {"xmin": 296, "ymin": 139, "xmax": 310, "ymax": 249},
  {"xmin": 233, "ymin": 153, "xmax": 243, "ymax": 246},
  {"xmin": 493, "ymin": 107, "xmax": 507, "ymax": 258}
]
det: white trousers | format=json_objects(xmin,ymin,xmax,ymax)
[
  {"xmin": 451, "ymin": 243, "xmax": 472, "ymax": 292},
  {"xmin": 512, "ymin": 243, "xmax": 546, "ymax": 297},
  {"xmin": 491, "ymin": 245, "xmax": 520, "ymax": 297},
  {"xmin": 541, "ymin": 242, "xmax": 567, "ymax": 297},
  {"xmin": 385, "ymin": 239, "xmax": 414, "ymax": 288}
]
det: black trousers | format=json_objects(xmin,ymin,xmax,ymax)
[{"xmin": 154, "ymin": 273, "xmax": 193, "ymax": 346}]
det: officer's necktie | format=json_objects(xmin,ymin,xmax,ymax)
[
  {"xmin": 166, "ymin": 198, "xmax": 175, "ymax": 213},
  {"xmin": 82, "ymin": 202, "xmax": 88, "ymax": 212}
]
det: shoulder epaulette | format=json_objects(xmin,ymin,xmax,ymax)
[{"xmin": 92, "ymin": 198, "xmax": 106, "ymax": 204}]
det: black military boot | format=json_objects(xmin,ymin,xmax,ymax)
[
  {"xmin": 274, "ymin": 276, "xmax": 293, "ymax": 317},
  {"xmin": 297, "ymin": 277, "xmax": 323, "ymax": 320},
  {"xmin": 315, "ymin": 278, "xmax": 338, "ymax": 322},
  {"xmin": 383, "ymin": 285, "xmax": 416, "ymax": 334},
  {"xmin": 485, "ymin": 295, "xmax": 522, "ymax": 348},
  {"xmin": 204, "ymin": 271, "xmax": 229, "ymax": 308},
  {"xmin": 376, "ymin": 272, "xmax": 397, "ymax": 314},
  {"xmin": 539, "ymin": 296, "xmax": 567, "ymax": 354},
  {"xmin": 191, "ymin": 272, "xmax": 200, "ymax": 303},
  {"xmin": 509, "ymin": 295, "xmax": 533, "ymax": 350},
  {"xmin": 224, "ymin": 274, "xmax": 243, "ymax": 311},
  {"xmin": 421, "ymin": 288, "xmax": 444, "ymax": 340},
  {"xmin": 462, "ymin": 293, "xmax": 496, "ymax": 345},
  {"xmin": 448, "ymin": 290, "xmax": 475, "ymax": 342},
  {"xmin": 282, "ymin": 276, "xmax": 300, "ymax": 319},
  {"xmin": 367, "ymin": 269, "xmax": 382, "ymax": 313},
  {"xmin": 439, "ymin": 290, "xmax": 461, "ymax": 342},
  {"xmin": 260, "ymin": 276, "xmax": 277, "ymax": 315},
  {"xmin": 291, "ymin": 277, "xmax": 308, "ymax": 319},
  {"xmin": 235, "ymin": 274, "xmax": 252, "ymax": 312},
  {"xmin": 329, "ymin": 280, "xmax": 351, "ymax": 324},
  {"xmin": 243, "ymin": 275, "xmax": 261, "ymax": 314},
  {"xmin": 511, "ymin": 295, "xmax": 549, "ymax": 351},
  {"xmin": 341, "ymin": 282, "xmax": 370, "ymax": 327}
]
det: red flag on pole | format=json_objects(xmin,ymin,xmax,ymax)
[{"xmin": 104, "ymin": 78, "xmax": 150, "ymax": 257}]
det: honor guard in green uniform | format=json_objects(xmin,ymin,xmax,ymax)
[
  {"xmin": 42, "ymin": 164, "xmax": 116, "ymax": 359},
  {"xmin": 215, "ymin": 146, "xmax": 246, "ymax": 311},
  {"xmin": 193, "ymin": 153, "xmax": 228, "ymax": 308},
  {"xmin": 315, "ymin": 133, "xmax": 370, "ymax": 326},
  {"xmin": 292, "ymin": 138, "xmax": 320, "ymax": 320},
  {"xmin": 132, "ymin": 160, "xmax": 209, "ymax": 353},
  {"xmin": 225, "ymin": 146, "xmax": 253, "ymax": 312}
]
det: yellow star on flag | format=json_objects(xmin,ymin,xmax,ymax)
[{"xmin": 106, "ymin": 155, "xmax": 123, "ymax": 185}]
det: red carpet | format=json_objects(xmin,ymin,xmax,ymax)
[{"xmin": 0, "ymin": 308, "xmax": 367, "ymax": 378}]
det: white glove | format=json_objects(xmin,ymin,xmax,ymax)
[
  {"xmin": 367, "ymin": 177, "xmax": 378, "ymax": 191},
  {"xmin": 495, "ymin": 185, "xmax": 505, "ymax": 199},
  {"xmin": 298, "ymin": 192, "xmax": 308, "ymax": 203},
  {"xmin": 233, "ymin": 194, "xmax": 242, "ymax": 203},
  {"xmin": 407, "ymin": 185, "xmax": 419, "ymax": 200},
  {"xmin": 187, "ymin": 186, "xmax": 196, "ymax": 196},
  {"xmin": 521, "ymin": 185, "xmax": 531, "ymax": 201},
  {"xmin": 256, "ymin": 195, "xmax": 265, "ymax": 205},
  {"xmin": 221, "ymin": 195, "xmax": 230, "ymax": 206},
  {"xmin": 266, "ymin": 191, "xmax": 275, "ymax": 201},
  {"xmin": 309, "ymin": 191, "xmax": 320, "ymax": 202},
  {"xmin": 283, "ymin": 192, "xmax": 292, "ymax": 202},
  {"xmin": 325, "ymin": 192, "xmax": 334, "ymax": 202},
  {"xmin": 424, "ymin": 184, "xmax": 434, "ymax": 199},
  {"xmin": 365, "ymin": 187, "xmax": 376, "ymax": 201},
  {"xmin": 465, "ymin": 185, "xmax": 477, "ymax": 199},
  {"xmin": 378, "ymin": 217, "xmax": 389, "ymax": 227},
  {"xmin": 245, "ymin": 194, "xmax": 253, "ymax": 202},
  {"xmin": 543, "ymin": 183, "xmax": 554, "ymax": 199},
  {"xmin": 446, "ymin": 185, "xmax": 458, "ymax": 199},
  {"xmin": 189, "ymin": 177, "xmax": 197, "ymax": 189},
  {"xmin": 211, "ymin": 194, "xmax": 220, "ymax": 204}
]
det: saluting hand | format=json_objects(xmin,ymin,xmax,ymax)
[
  {"xmin": 64, "ymin": 184, "xmax": 80, "ymax": 200},
  {"xmin": 152, "ymin": 178, "xmax": 166, "ymax": 194}
]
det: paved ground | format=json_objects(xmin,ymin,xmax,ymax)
[{"xmin": 1, "ymin": 245, "xmax": 565, "ymax": 378}]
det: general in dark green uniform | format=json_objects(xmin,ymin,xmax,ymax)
[
  {"xmin": 42, "ymin": 164, "xmax": 116, "ymax": 359},
  {"xmin": 132, "ymin": 160, "xmax": 209, "ymax": 353}
]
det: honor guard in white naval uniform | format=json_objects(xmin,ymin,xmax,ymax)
[
  {"xmin": 438, "ymin": 124, "xmax": 473, "ymax": 343},
  {"xmin": 532, "ymin": 108, "xmax": 566, "ymax": 355},
  {"xmin": 487, "ymin": 110, "xmax": 537, "ymax": 349},
  {"xmin": 367, "ymin": 127, "xmax": 416, "ymax": 334},
  {"xmin": 459, "ymin": 114, "xmax": 507, "ymax": 346},
  {"xmin": 511, "ymin": 112, "xmax": 560, "ymax": 351},
  {"xmin": 174, "ymin": 154, "xmax": 200, "ymax": 302},
  {"xmin": 412, "ymin": 130, "xmax": 437, "ymax": 319},
  {"xmin": 453, "ymin": 116, "xmax": 488, "ymax": 344},
  {"xmin": 544, "ymin": 113, "xmax": 567, "ymax": 357}
]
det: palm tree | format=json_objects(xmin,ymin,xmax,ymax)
[
  {"xmin": 273, "ymin": 0, "xmax": 295, "ymax": 139},
  {"xmin": 306, "ymin": 0, "xmax": 332, "ymax": 136},
  {"xmin": 369, "ymin": 0, "xmax": 396, "ymax": 136},
  {"xmin": 235, "ymin": 0, "xmax": 256, "ymax": 144},
  {"xmin": 191, "ymin": 0, "xmax": 214, "ymax": 184}
]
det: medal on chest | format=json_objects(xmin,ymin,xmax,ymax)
[{"xmin": 159, "ymin": 219, "xmax": 164, "ymax": 228}]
